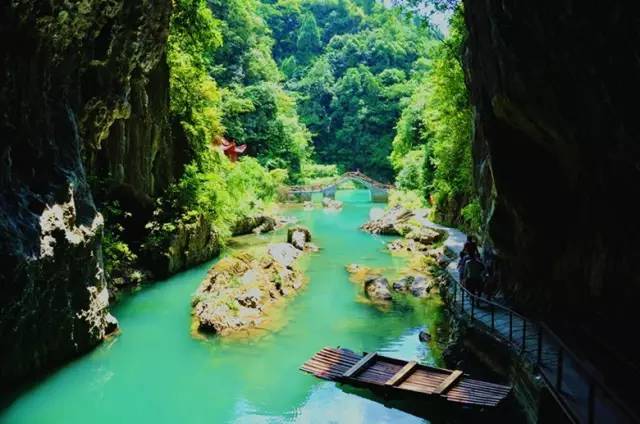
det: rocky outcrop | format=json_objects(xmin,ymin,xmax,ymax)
[
  {"xmin": 287, "ymin": 226, "xmax": 312, "ymax": 250},
  {"xmin": 361, "ymin": 206, "xmax": 413, "ymax": 235},
  {"xmin": 391, "ymin": 275, "xmax": 434, "ymax": 298},
  {"xmin": 400, "ymin": 226, "xmax": 444, "ymax": 245},
  {"xmin": 462, "ymin": 1, "xmax": 640, "ymax": 329},
  {"xmin": 142, "ymin": 212, "xmax": 221, "ymax": 278},
  {"xmin": 322, "ymin": 197, "xmax": 343, "ymax": 210},
  {"xmin": 232, "ymin": 215, "xmax": 277, "ymax": 236},
  {"xmin": 346, "ymin": 264, "xmax": 435, "ymax": 302},
  {"xmin": 0, "ymin": 0, "xmax": 171, "ymax": 387},
  {"xmin": 192, "ymin": 242, "xmax": 307, "ymax": 335},
  {"xmin": 364, "ymin": 277, "xmax": 392, "ymax": 302}
]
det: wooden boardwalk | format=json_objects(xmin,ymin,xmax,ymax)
[
  {"xmin": 300, "ymin": 347, "xmax": 512, "ymax": 408},
  {"xmin": 414, "ymin": 212, "xmax": 640, "ymax": 423}
]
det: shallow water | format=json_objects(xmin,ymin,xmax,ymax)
[{"xmin": 1, "ymin": 190, "xmax": 451, "ymax": 424}]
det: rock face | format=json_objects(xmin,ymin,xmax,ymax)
[
  {"xmin": 143, "ymin": 213, "xmax": 221, "ymax": 278},
  {"xmin": 0, "ymin": 0, "xmax": 171, "ymax": 387},
  {"xmin": 463, "ymin": 1, "xmax": 640, "ymax": 325}
]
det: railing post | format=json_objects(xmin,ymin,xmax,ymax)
[
  {"xmin": 522, "ymin": 319, "xmax": 527, "ymax": 352},
  {"xmin": 556, "ymin": 347, "xmax": 563, "ymax": 392},
  {"xmin": 588, "ymin": 381, "xmax": 595, "ymax": 424},
  {"xmin": 509, "ymin": 312, "xmax": 513, "ymax": 343},
  {"xmin": 537, "ymin": 325, "xmax": 543, "ymax": 365},
  {"xmin": 471, "ymin": 294, "xmax": 475, "ymax": 319},
  {"xmin": 461, "ymin": 289, "xmax": 464, "ymax": 313},
  {"xmin": 453, "ymin": 282, "xmax": 457, "ymax": 306},
  {"xmin": 491, "ymin": 304, "xmax": 495, "ymax": 331}
]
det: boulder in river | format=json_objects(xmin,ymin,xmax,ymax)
[
  {"xmin": 392, "ymin": 278, "xmax": 409, "ymax": 292},
  {"xmin": 409, "ymin": 275, "xmax": 432, "ymax": 298},
  {"xmin": 322, "ymin": 197, "xmax": 343, "ymax": 210},
  {"xmin": 361, "ymin": 206, "xmax": 413, "ymax": 235},
  {"xmin": 232, "ymin": 215, "xmax": 276, "ymax": 236},
  {"xmin": 192, "ymin": 240, "xmax": 311, "ymax": 335},
  {"xmin": 391, "ymin": 275, "xmax": 433, "ymax": 298},
  {"xmin": 364, "ymin": 276, "xmax": 392, "ymax": 301},
  {"xmin": 403, "ymin": 227, "xmax": 445, "ymax": 245},
  {"xmin": 104, "ymin": 313, "xmax": 120, "ymax": 336},
  {"xmin": 287, "ymin": 226, "xmax": 312, "ymax": 251},
  {"xmin": 419, "ymin": 329, "xmax": 432, "ymax": 343}
]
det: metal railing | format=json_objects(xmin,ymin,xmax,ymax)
[{"xmin": 444, "ymin": 276, "xmax": 639, "ymax": 424}]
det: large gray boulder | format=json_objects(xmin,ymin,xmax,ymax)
[
  {"xmin": 361, "ymin": 206, "xmax": 413, "ymax": 235},
  {"xmin": 364, "ymin": 276, "xmax": 393, "ymax": 301},
  {"xmin": 409, "ymin": 276, "xmax": 431, "ymax": 298},
  {"xmin": 391, "ymin": 275, "xmax": 433, "ymax": 298},
  {"xmin": 287, "ymin": 226, "xmax": 312, "ymax": 251},
  {"xmin": 232, "ymin": 215, "xmax": 276, "ymax": 236},
  {"xmin": 322, "ymin": 197, "xmax": 343, "ymax": 210},
  {"xmin": 267, "ymin": 243, "xmax": 301, "ymax": 268}
]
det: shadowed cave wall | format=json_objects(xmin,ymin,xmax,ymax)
[{"xmin": 463, "ymin": 0, "xmax": 640, "ymax": 356}]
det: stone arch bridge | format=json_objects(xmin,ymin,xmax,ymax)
[{"xmin": 286, "ymin": 171, "xmax": 394, "ymax": 203}]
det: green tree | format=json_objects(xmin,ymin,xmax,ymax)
[
  {"xmin": 168, "ymin": 0, "xmax": 224, "ymax": 158},
  {"xmin": 296, "ymin": 12, "xmax": 322, "ymax": 64}
]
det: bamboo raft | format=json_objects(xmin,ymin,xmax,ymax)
[{"xmin": 300, "ymin": 347, "xmax": 512, "ymax": 407}]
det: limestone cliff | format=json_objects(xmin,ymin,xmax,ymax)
[
  {"xmin": 462, "ymin": 2, "xmax": 640, "ymax": 330},
  {"xmin": 0, "ymin": 0, "xmax": 171, "ymax": 388}
]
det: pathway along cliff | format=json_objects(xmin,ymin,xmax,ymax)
[{"xmin": 0, "ymin": 190, "xmax": 520, "ymax": 423}]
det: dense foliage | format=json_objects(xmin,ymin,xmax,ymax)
[
  {"xmin": 148, "ymin": 0, "xmax": 303, "ymax": 252},
  {"xmin": 99, "ymin": 0, "xmax": 478, "ymax": 284},
  {"xmin": 390, "ymin": 5, "xmax": 479, "ymax": 232},
  {"xmin": 261, "ymin": 0, "xmax": 440, "ymax": 181}
]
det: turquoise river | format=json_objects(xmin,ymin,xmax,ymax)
[{"xmin": 0, "ymin": 190, "xmax": 499, "ymax": 423}]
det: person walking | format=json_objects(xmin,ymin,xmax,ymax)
[
  {"xmin": 464, "ymin": 253, "xmax": 485, "ymax": 297},
  {"xmin": 457, "ymin": 251, "xmax": 469, "ymax": 285},
  {"xmin": 463, "ymin": 235, "xmax": 479, "ymax": 258}
]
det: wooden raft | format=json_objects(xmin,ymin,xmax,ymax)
[{"xmin": 300, "ymin": 347, "xmax": 511, "ymax": 407}]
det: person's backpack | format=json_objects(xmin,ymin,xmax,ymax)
[{"xmin": 466, "ymin": 258, "xmax": 484, "ymax": 280}]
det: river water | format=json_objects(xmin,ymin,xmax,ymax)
[{"xmin": 1, "ymin": 190, "xmax": 452, "ymax": 423}]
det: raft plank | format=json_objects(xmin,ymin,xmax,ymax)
[
  {"xmin": 385, "ymin": 361, "xmax": 417, "ymax": 386},
  {"xmin": 342, "ymin": 352, "xmax": 377, "ymax": 378},
  {"xmin": 433, "ymin": 370, "xmax": 464, "ymax": 395}
]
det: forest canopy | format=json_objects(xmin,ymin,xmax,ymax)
[{"xmin": 153, "ymin": 0, "xmax": 475, "ymax": 250}]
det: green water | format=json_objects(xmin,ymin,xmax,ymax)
[{"xmin": 1, "ymin": 190, "xmax": 448, "ymax": 424}]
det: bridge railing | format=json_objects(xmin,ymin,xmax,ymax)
[
  {"xmin": 287, "ymin": 172, "xmax": 394, "ymax": 193},
  {"xmin": 444, "ymin": 276, "xmax": 639, "ymax": 424}
]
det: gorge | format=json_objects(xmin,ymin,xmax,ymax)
[{"xmin": 2, "ymin": 0, "xmax": 639, "ymax": 422}]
